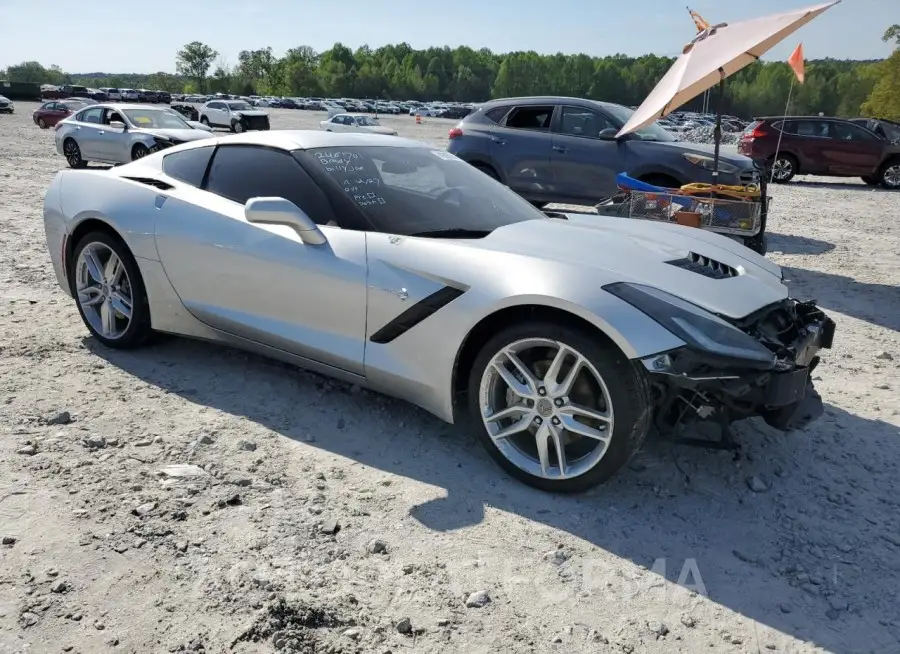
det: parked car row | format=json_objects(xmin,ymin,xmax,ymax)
[{"xmin": 40, "ymin": 85, "xmax": 171, "ymax": 104}]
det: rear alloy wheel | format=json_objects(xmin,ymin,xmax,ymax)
[
  {"xmin": 878, "ymin": 160, "xmax": 900, "ymax": 190},
  {"xmin": 63, "ymin": 138, "xmax": 87, "ymax": 169},
  {"xmin": 37, "ymin": 117, "xmax": 47, "ymax": 129},
  {"xmin": 132, "ymin": 143, "xmax": 151, "ymax": 161},
  {"xmin": 70, "ymin": 232, "xmax": 153, "ymax": 349},
  {"xmin": 770, "ymin": 155, "xmax": 797, "ymax": 183},
  {"xmin": 232, "ymin": 120, "xmax": 245, "ymax": 133},
  {"xmin": 468, "ymin": 322, "xmax": 651, "ymax": 493}
]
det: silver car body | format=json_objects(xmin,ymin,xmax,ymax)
[
  {"xmin": 199, "ymin": 100, "xmax": 269, "ymax": 130},
  {"xmin": 40, "ymin": 131, "xmax": 816, "ymax": 427},
  {"xmin": 320, "ymin": 113, "xmax": 398, "ymax": 135},
  {"xmin": 54, "ymin": 103, "xmax": 214, "ymax": 165}
]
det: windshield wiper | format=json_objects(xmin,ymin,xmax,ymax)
[{"xmin": 409, "ymin": 228, "xmax": 492, "ymax": 239}]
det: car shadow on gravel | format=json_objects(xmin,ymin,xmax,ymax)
[
  {"xmin": 766, "ymin": 232, "xmax": 836, "ymax": 255},
  {"xmin": 86, "ymin": 335, "xmax": 900, "ymax": 653},
  {"xmin": 782, "ymin": 265, "xmax": 900, "ymax": 332},
  {"xmin": 790, "ymin": 180, "xmax": 889, "ymax": 192}
]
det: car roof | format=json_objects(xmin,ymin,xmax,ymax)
[
  {"xmin": 480, "ymin": 96, "xmax": 623, "ymax": 111},
  {"xmin": 755, "ymin": 115, "xmax": 850, "ymax": 122},
  {"xmin": 75, "ymin": 103, "xmax": 173, "ymax": 111},
  {"xmin": 158, "ymin": 130, "xmax": 430, "ymax": 152}
]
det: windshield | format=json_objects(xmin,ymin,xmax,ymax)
[
  {"xmin": 355, "ymin": 116, "xmax": 380, "ymax": 126},
  {"xmin": 123, "ymin": 109, "xmax": 190, "ymax": 129},
  {"xmin": 227, "ymin": 101, "xmax": 252, "ymax": 111},
  {"xmin": 297, "ymin": 146, "xmax": 546, "ymax": 236},
  {"xmin": 602, "ymin": 103, "xmax": 676, "ymax": 142}
]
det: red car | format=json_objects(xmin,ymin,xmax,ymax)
[
  {"xmin": 738, "ymin": 115, "xmax": 900, "ymax": 189},
  {"xmin": 32, "ymin": 99, "xmax": 95, "ymax": 129}
]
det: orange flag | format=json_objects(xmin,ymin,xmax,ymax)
[
  {"xmin": 788, "ymin": 43, "xmax": 805, "ymax": 84},
  {"xmin": 687, "ymin": 7, "xmax": 710, "ymax": 32}
]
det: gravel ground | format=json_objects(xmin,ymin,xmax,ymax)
[{"xmin": 1, "ymin": 104, "xmax": 899, "ymax": 654}]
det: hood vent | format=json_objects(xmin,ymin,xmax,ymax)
[{"xmin": 666, "ymin": 252, "xmax": 738, "ymax": 279}]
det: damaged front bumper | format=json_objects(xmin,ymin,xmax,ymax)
[{"xmin": 643, "ymin": 298, "xmax": 835, "ymax": 434}]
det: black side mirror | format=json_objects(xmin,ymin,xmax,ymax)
[{"xmin": 598, "ymin": 127, "xmax": 619, "ymax": 141}]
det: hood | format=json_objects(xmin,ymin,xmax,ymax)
[
  {"xmin": 360, "ymin": 125, "xmax": 397, "ymax": 135},
  {"xmin": 654, "ymin": 140, "xmax": 753, "ymax": 168},
  {"xmin": 232, "ymin": 109, "xmax": 268, "ymax": 117},
  {"xmin": 141, "ymin": 128, "xmax": 215, "ymax": 142},
  {"xmin": 462, "ymin": 216, "xmax": 786, "ymax": 320}
]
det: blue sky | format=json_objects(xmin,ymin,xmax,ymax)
[{"xmin": 0, "ymin": 0, "xmax": 893, "ymax": 73}]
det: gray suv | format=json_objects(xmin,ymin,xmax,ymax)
[{"xmin": 447, "ymin": 96, "xmax": 759, "ymax": 207}]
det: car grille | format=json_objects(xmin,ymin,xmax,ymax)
[
  {"xmin": 0, "ymin": 101, "xmax": 9, "ymax": 108},
  {"xmin": 243, "ymin": 115, "xmax": 269, "ymax": 130},
  {"xmin": 666, "ymin": 252, "xmax": 738, "ymax": 279}
]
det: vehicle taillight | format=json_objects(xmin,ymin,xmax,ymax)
[
  {"xmin": 741, "ymin": 122, "xmax": 769, "ymax": 140},
  {"xmin": 448, "ymin": 127, "xmax": 463, "ymax": 139}
]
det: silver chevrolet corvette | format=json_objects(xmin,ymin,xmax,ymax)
[{"xmin": 42, "ymin": 131, "xmax": 835, "ymax": 492}]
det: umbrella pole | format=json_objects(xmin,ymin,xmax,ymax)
[{"xmin": 711, "ymin": 67, "xmax": 726, "ymax": 198}]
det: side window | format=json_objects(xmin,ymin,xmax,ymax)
[
  {"xmin": 831, "ymin": 121, "xmax": 877, "ymax": 141},
  {"xmin": 204, "ymin": 146, "xmax": 335, "ymax": 225},
  {"xmin": 503, "ymin": 106, "xmax": 554, "ymax": 131},
  {"xmin": 80, "ymin": 107, "xmax": 103, "ymax": 124},
  {"xmin": 557, "ymin": 106, "xmax": 616, "ymax": 138},
  {"xmin": 162, "ymin": 146, "xmax": 215, "ymax": 187},
  {"xmin": 484, "ymin": 106, "xmax": 510, "ymax": 123},
  {"xmin": 43, "ymin": 102, "xmax": 57, "ymax": 111},
  {"xmin": 793, "ymin": 120, "xmax": 827, "ymax": 138}
]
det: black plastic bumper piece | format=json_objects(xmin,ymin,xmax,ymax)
[{"xmin": 763, "ymin": 381, "xmax": 824, "ymax": 431}]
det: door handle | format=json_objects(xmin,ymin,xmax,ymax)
[
  {"xmin": 553, "ymin": 145, "xmax": 568, "ymax": 153},
  {"xmin": 491, "ymin": 137, "xmax": 506, "ymax": 145}
]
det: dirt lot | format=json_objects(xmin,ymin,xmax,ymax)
[{"xmin": 1, "ymin": 104, "xmax": 899, "ymax": 654}]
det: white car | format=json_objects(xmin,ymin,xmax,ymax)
[
  {"xmin": 99, "ymin": 87, "xmax": 123, "ymax": 101},
  {"xmin": 199, "ymin": 100, "xmax": 270, "ymax": 133},
  {"xmin": 319, "ymin": 113, "xmax": 397, "ymax": 135}
]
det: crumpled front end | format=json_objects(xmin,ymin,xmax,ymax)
[{"xmin": 637, "ymin": 297, "xmax": 835, "ymax": 435}]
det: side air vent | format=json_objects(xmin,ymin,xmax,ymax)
[
  {"xmin": 123, "ymin": 177, "xmax": 174, "ymax": 191},
  {"xmin": 666, "ymin": 252, "xmax": 738, "ymax": 279}
]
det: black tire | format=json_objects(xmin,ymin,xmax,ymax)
[
  {"xmin": 63, "ymin": 138, "xmax": 87, "ymax": 169},
  {"xmin": 231, "ymin": 119, "xmax": 245, "ymax": 134},
  {"xmin": 639, "ymin": 174, "xmax": 681, "ymax": 189},
  {"xmin": 877, "ymin": 158, "xmax": 900, "ymax": 190},
  {"xmin": 861, "ymin": 175, "xmax": 879, "ymax": 186},
  {"xmin": 132, "ymin": 143, "xmax": 151, "ymax": 161},
  {"xmin": 68, "ymin": 231, "xmax": 153, "ymax": 350},
  {"xmin": 37, "ymin": 117, "xmax": 47, "ymax": 129},
  {"xmin": 466, "ymin": 321, "xmax": 652, "ymax": 493},
  {"xmin": 769, "ymin": 154, "xmax": 797, "ymax": 184},
  {"xmin": 472, "ymin": 163, "xmax": 501, "ymax": 182},
  {"xmin": 200, "ymin": 116, "xmax": 210, "ymax": 127}
]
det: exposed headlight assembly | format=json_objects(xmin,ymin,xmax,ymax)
[
  {"xmin": 604, "ymin": 282, "xmax": 776, "ymax": 369},
  {"xmin": 683, "ymin": 152, "xmax": 738, "ymax": 175}
]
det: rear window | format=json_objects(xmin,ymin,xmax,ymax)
[
  {"xmin": 484, "ymin": 106, "xmax": 510, "ymax": 123},
  {"xmin": 504, "ymin": 106, "xmax": 554, "ymax": 131}
]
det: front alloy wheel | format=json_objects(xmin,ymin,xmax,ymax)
[
  {"xmin": 232, "ymin": 120, "xmax": 244, "ymax": 133},
  {"xmin": 468, "ymin": 323, "xmax": 651, "ymax": 492},
  {"xmin": 880, "ymin": 161, "xmax": 900, "ymax": 190}
]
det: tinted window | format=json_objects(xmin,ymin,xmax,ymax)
[
  {"xmin": 205, "ymin": 145, "xmax": 334, "ymax": 225},
  {"xmin": 484, "ymin": 106, "xmax": 510, "ymax": 123},
  {"xmin": 79, "ymin": 107, "xmax": 103, "ymax": 123},
  {"xmin": 791, "ymin": 120, "xmax": 828, "ymax": 137},
  {"xmin": 162, "ymin": 146, "xmax": 214, "ymax": 187},
  {"xmin": 296, "ymin": 145, "xmax": 544, "ymax": 236},
  {"xmin": 558, "ymin": 106, "xmax": 616, "ymax": 138},
  {"xmin": 830, "ymin": 121, "xmax": 877, "ymax": 141},
  {"xmin": 504, "ymin": 106, "xmax": 554, "ymax": 131}
]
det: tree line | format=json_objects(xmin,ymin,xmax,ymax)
[{"xmin": 2, "ymin": 26, "xmax": 898, "ymax": 120}]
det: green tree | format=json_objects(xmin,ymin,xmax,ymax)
[
  {"xmin": 861, "ymin": 25, "xmax": 900, "ymax": 120},
  {"xmin": 175, "ymin": 41, "xmax": 218, "ymax": 93}
]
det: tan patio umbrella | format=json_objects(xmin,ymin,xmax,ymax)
[{"xmin": 616, "ymin": 1, "xmax": 840, "ymax": 183}]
